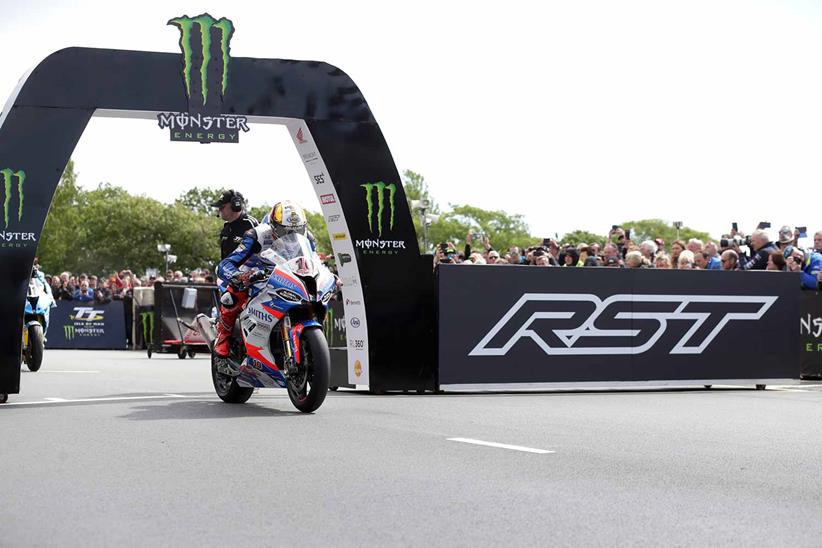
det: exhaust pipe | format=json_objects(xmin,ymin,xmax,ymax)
[{"xmin": 195, "ymin": 313, "xmax": 216, "ymax": 352}]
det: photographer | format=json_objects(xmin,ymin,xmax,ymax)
[
  {"xmin": 786, "ymin": 246, "xmax": 822, "ymax": 290},
  {"xmin": 737, "ymin": 229, "xmax": 777, "ymax": 271}
]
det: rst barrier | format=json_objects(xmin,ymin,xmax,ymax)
[
  {"xmin": 45, "ymin": 300, "xmax": 127, "ymax": 350},
  {"xmin": 438, "ymin": 266, "xmax": 799, "ymax": 386},
  {"xmin": 801, "ymin": 291, "xmax": 822, "ymax": 379}
]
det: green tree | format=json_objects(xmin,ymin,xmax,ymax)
[
  {"xmin": 38, "ymin": 160, "xmax": 83, "ymax": 273},
  {"xmin": 560, "ymin": 230, "xmax": 606, "ymax": 247},
  {"xmin": 428, "ymin": 204, "xmax": 535, "ymax": 253},
  {"xmin": 402, "ymin": 169, "xmax": 440, "ymax": 253},
  {"xmin": 618, "ymin": 219, "xmax": 712, "ymax": 246},
  {"xmin": 175, "ymin": 187, "xmax": 226, "ymax": 215}
]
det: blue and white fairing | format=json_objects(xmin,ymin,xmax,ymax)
[
  {"xmin": 24, "ymin": 274, "xmax": 55, "ymax": 333},
  {"xmin": 231, "ymin": 232, "xmax": 337, "ymax": 389}
]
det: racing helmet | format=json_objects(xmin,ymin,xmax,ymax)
[{"xmin": 270, "ymin": 200, "xmax": 307, "ymax": 237}]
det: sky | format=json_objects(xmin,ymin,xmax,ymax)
[{"xmin": 1, "ymin": 0, "xmax": 821, "ymax": 243}]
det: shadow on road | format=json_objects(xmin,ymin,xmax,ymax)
[{"xmin": 120, "ymin": 400, "xmax": 306, "ymax": 420}]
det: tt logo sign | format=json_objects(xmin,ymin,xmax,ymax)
[
  {"xmin": 168, "ymin": 13, "xmax": 235, "ymax": 107},
  {"xmin": 71, "ymin": 307, "xmax": 105, "ymax": 322},
  {"xmin": 470, "ymin": 293, "xmax": 778, "ymax": 356}
]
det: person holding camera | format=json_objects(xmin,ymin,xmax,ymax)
[
  {"xmin": 785, "ymin": 246, "xmax": 822, "ymax": 290},
  {"xmin": 737, "ymin": 229, "xmax": 777, "ymax": 270},
  {"xmin": 211, "ymin": 189, "xmax": 259, "ymax": 260},
  {"xmin": 464, "ymin": 231, "xmax": 493, "ymax": 262}
]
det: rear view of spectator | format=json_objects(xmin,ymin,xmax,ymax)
[
  {"xmin": 766, "ymin": 251, "xmax": 786, "ymax": 271},
  {"xmin": 721, "ymin": 249, "xmax": 739, "ymax": 270}
]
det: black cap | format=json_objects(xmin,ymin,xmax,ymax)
[{"xmin": 210, "ymin": 190, "xmax": 236, "ymax": 208}]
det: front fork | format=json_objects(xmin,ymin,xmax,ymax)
[{"xmin": 281, "ymin": 316, "xmax": 297, "ymax": 377}]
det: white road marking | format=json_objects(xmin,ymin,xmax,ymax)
[
  {"xmin": 37, "ymin": 370, "xmax": 100, "ymax": 374},
  {"xmin": 1, "ymin": 394, "xmax": 188, "ymax": 406},
  {"xmin": 447, "ymin": 437, "xmax": 555, "ymax": 454}
]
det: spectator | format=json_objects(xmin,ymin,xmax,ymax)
[
  {"xmin": 603, "ymin": 243, "xmax": 622, "ymax": 267},
  {"xmin": 694, "ymin": 252, "xmax": 709, "ymax": 270},
  {"xmin": 777, "ymin": 225, "xmax": 796, "ymax": 253},
  {"xmin": 487, "ymin": 250, "xmax": 500, "ymax": 262},
  {"xmin": 686, "ymin": 238, "xmax": 704, "ymax": 256},
  {"xmin": 814, "ymin": 230, "xmax": 822, "ymax": 254},
  {"xmin": 738, "ymin": 229, "xmax": 777, "ymax": 271},
  {"xmin": 73, "ymin": 280, "xmax": 94, "ymax": 302},
  {"xmin": 671, "ymin": 240, "xmax": 686, "ymax": 269},
  {"xmin": 654, "ymin": 254, "xmax": 673, "ymax": 269},
  {"xmin": 507, "ymin": 246, "xmax": 523, "ymax": 265},
  {"xmin": 704, "ymin": 242, "xmax": 721, "ymax": 270},
  {"xmin": 721, "ymin": 249, "xmax": 739, "ymax": 270},
  {"xmin": 562, "ymin": 247, "xmax": 579, "ymax": 267},
  {"xmin": 786, "ymin": 246, "xmax": 822, "ymax": 290},
  {"xmin": 678, "ymin": 250, "xmax": 696, "ymax": 270},
  {"xmin": 95, "ymin": 278, "xmax": 113, "ymax": 304},
  {"xmin": 469, "ymin": 252, "xmax": 486, "ymax": 265},
  {"xmin": 639, "ymin": 240, "xmax": 657, "ymax": 262},
  {"xmin": 766, "ymin": 251, "xmax": 787, "ymax": 271},
  {"xmin": 625, "ymin": 250, "xmax": 645, "ymax": 268}
]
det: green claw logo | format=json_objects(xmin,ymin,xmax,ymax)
[
  {"xmin": 64, "ymin": 325, "xmax": 75, "ymax": 341},
  {"xmin": 140, "ymin": 312, "xmax": 155, "ymax": 345},
  {"xmin": 0, "ymin": 168, "xmax": 25, "ymax": 229},
  {"xmin": 361, "ymin": 182, "xmax": 396, "ymax": 237},
  {"xmin": 168, "ymin": 14, "xmax": 235, "ymax": 106},
  {"xmin": 324, "ymin": 307, "xmax": 334, "ymax": 345}
]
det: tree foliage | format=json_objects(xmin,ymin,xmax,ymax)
[{"xmin": 617, "ymin": 219, "xmax": 712, "ymax": 245}]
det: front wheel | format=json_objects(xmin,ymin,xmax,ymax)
[
  {"xmin": 26, "ymin": 324, "xmax": 44, "ymax": 372},
  {"xmin": 211, "ymin": 352, "xmax": 253, "ymax": 403},
  {"xmin": 287, "ymin": 327, "xmax": 330, "ymax": 413}
]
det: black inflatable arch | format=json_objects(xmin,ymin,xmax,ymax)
[{"xmin": 0, "ymin": 48, "xmax": 435, "ymax": 396}]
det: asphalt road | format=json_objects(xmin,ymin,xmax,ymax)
[{"xmin": 2, "ymin": 350, "xmax": 822, "ymax": 547}]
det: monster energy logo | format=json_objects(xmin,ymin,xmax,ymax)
[
  {"xmin": 64, "ymin": 325, "xmax": 75, "ymax": 340},
  {"xmin": 324, "ymin": 307, "xmax": 334, "ymax": 345},
  {"xmin": 0, "ymin": 169, "xmax": 24, "ymax": 229},
  {"xmin": 361, "ymin": 182, "xmax": 396, "ymax": 237},
  {"xmin": 356, "ymin": 181, "xmax": 406, "ymax": 254},
  {"xmin": 168, "ymin": 14, "xmax": 234, "ymax": 106},
  {"xmin": 141, "ymin": 312, "xmax": 155, "ymax": 345}
]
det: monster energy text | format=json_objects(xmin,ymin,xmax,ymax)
[
  {"xmin": 0, "ymin": 168, "xmax": 36, "ymax": 247},
  {"xmin": 156, "ymin": 111, "xmax": 249, "ymax": 143},
  {"xmin": 357, "ymin": 182, "xmax": 406, "ymax": 255}
]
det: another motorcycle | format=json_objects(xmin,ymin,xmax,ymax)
[
  {"xmin": 22, "ymin": 274, "xmax": 54, "ymax": 372},
  {"xmin": 197, "ymin": 232, "xmax": 336, "ymax": 413}
]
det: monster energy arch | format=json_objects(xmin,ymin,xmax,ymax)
[{"xmin": 0, "ymin": 14, "xmax": 435, "ymax": 397}]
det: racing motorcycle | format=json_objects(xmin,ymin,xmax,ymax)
[
  {"xmin": 22, "ymin": 273, "xmax": 54, "ymax": 372},
  {"xmin": 197, "ymin": 232, "xmax": 336, "ymax": 413}
]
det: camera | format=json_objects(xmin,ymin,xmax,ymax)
[{"xmin": 720, "ymin": 235, "xmax": 751, "ymax": 248}]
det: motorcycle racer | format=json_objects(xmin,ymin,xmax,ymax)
[{"xmin": 214, "ymin": 200, "xmax": 318, "ymax": 373}]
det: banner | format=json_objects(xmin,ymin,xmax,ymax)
[
  {"xmin": 800, "ymin": 291, "xmax": 822, "ymax": 378},
  {"xmin": 45, "ymin": 300, "xmax": 127, "ymax": 350},
  {"xmin": 438, "ymin": 266, "xmax": 800, "ymax": 385}
]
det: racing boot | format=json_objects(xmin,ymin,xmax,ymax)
[{"xmin": 213, "ymin": 287, "xmax": 248, "ymax": 375}]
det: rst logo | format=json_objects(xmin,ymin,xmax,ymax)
[{"xmin": 471, "ymin": 293, "xmax": 778, "ymax": 357}]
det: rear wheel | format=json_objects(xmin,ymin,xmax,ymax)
[
  {"xmin": 26, "ymin": 324, "xmax": 44, "ymax": 372},
  {"xmin": 211, "ymin": 348, "xmax": 253, "ymax": 404},
  {"xmin": 0, "ymin": 393, "xmax": 7, "ymax": 404},
  {"xmin": 287, "ymin": 327, "xmax": 330, "ymax": 413}
]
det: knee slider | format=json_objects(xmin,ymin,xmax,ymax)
[{"xmin": 220, "ymin": 291, "xmax": 236, "ymax": 307}]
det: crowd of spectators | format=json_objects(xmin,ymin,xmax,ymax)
[
  {"xmin": 434, "ymin": 226, "xmax": 822, "ymax": 290},
  {"xmin": 45, "ymin": 268, "xmax": 216, "ymax": 304}
]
